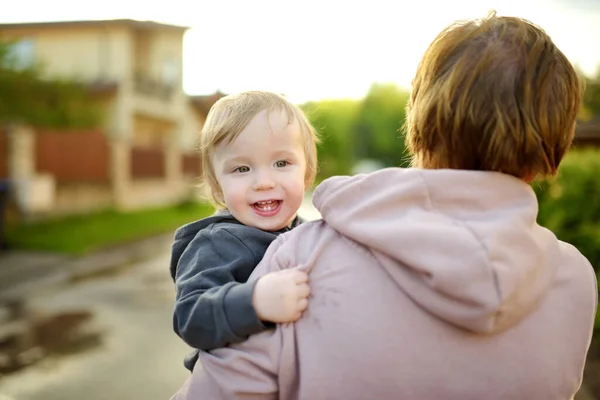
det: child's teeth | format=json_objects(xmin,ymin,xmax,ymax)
[{"xmin": 256, "ymin": 201, "xmax": 277, "ymax": 211}]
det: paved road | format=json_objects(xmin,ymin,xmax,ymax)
[
  {"xmin": 0, "ymin": 196, "xmax": 321, "ymax": 400},
  {"xmin": 0, "ymin": 253, "xmax": 191, "ymax": 400}
]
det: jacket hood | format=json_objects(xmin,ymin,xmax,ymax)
[
  {"xmin": 169, "ymin": 210, "xmax": 305, "ymax": 281},
  {"xmin": 169, "ymin": 210, "xmax": 238, "ymax": 281},
  {"xmin": 313, "ymin": 168, "xmax": 560, "ymax": 333}
]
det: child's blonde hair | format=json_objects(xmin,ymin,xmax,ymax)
[
  {"xmin": 405, "ymin": 11, "xmax": 584, "ymax": 178},
  {"xmin": 199, "ymin": 91, "xmax": 320, "ymax": 208}
]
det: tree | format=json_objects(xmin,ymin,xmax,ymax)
[
  {"xmin": 302, "ymin": 99, "xmax": 361, "ymax": 179},
  {"xmin": 353, "ymin": 83, "xmax": 410, "ymax": 167},
  {"xmin": 301, "ymin": 83, "xmax": 411, "ymax": 181},
  {"xmin": 0, "ymin": 39, "xmax": 103, "ymax": 129},
  {"xmin": 582, "ymin": 72, "xmax": 600, "ymax": 119}
]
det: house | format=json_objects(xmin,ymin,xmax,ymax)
[
  {"xmin": 574, "ymin": 119, "xmax": 600, "ymax": 148},
  {"xmin": 0, "ymin": 19, "xmax": 222, "ymax": 215}
]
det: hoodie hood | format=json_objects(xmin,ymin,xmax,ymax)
[
  {"xmin": 169, "ymin": 210, "xmax": 239, "ymax": 281},
  {"xmin": 313, "ymin": 168, "xmax": 560, "ymax": 334},
  {"xmin": 169, "ymin": 210, "xmax": 305, "ymax": 281}
]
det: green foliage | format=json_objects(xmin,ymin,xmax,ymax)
[
  {"xmin": 302, "ymin": 82, "xmax": 410, "ymax": 181},
  {"xmin": 534, "ymin": 150, "xmax": 600, "ymax": 269},
  {"xmin": 0, "ymin": 39, "xmax": 104, "ymax": 129},
  {"xmin": 302, "ymin": 99, "xmax": 360, "ymax": 178},
  {"xmin": 582, "ymin": 69, "xmax": 600, "ymax": 118},
  {"xmin": 354, "ymin": 83, "xmax": 410, "ymax": 167},
  {"xmin": 534, "ymin": 149, "xmax": 600, "ymax": 330}
]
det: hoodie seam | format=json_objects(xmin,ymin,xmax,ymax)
[
  {"xmin": 417, "ymin": 170, "xmax": 503, "ymax": 313},
  {"xmin": 211, "ymin": 225, "xmax": 260, "ymax": 265},
  {"xmin": 174, "ymin": 227, "xmax": 199, "ymax": 241}
]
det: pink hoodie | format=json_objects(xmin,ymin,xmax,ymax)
[{"xmin": 171, "ymin": 168, "xmax": 598, "ymax": 400}]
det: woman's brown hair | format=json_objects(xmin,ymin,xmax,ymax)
[{"xmin": 405, "ymin": 11, "xmax": 584, "ymax": 178}]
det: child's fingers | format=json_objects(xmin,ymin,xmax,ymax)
[
  {"xmin": 297, "ymin": 283, "xmax": 311, "ymax": 298},
  {"xmin": 290, "ymin": 270, "xmax": 309, "ymax": 284},
  {"xmin": 297, "ymin": 298, "xmax": 308, "ymax": 311}
]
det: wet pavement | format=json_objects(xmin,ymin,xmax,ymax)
[{"xmin": 0, "ymin": 253, "xmax": 191, "ymax": 400}]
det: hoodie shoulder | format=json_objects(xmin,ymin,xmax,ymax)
[
  {"xmin": 557, "ymin": 240, "xmax": 598, "ymax": 312},
  {"xmin": 174, "ymin": 212, "xmax": 238, "ymax": 239},
  {"xmin": 169, "ymin": 213, "xmax": 242, "ymax": 281},
  {"xmin": 255, "ymin": 219, "xmax": 340, "ymax": 276}
]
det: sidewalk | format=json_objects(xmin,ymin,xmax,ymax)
[{"xmin": 0, "ymin": 233, "xmax": 174, "ymax": 303}]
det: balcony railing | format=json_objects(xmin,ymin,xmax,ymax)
[{"xmin": 134, "ymin": 73, "xmax": 175, "ymax": 101}]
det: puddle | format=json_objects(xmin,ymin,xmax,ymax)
[
  {"xmin": 0, "ymin": 300, "xmax": 104, "ymax": 376},
  {"xmin": 67, "ymin": 261, "xmax": 137, "ymax": 284}
]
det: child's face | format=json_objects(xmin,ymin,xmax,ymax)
[{"xmin": 212, "ymin": 109, "xmax": 307, "ymax": 231}]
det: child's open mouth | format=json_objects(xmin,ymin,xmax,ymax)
[{"xmin": 252, "ymin": 200, "xmax": 282, "ymax": 217}]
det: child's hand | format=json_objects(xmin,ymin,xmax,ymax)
[{"xmin": 252, "ymin": 269, "xmax": 310, "ymax": 323}]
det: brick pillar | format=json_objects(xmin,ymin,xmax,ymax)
[
  {"xmin": 165, "ymin": 142, "xmax": 182, "ymax": 190},
  {"xmin": 7, "ymin": 125, "xmax": 56, "ymax": 216},
  {"xmin": 8, "ymin": 125, "xmax": 35, "ymax": 181},
  {"xmin": 110, "ymin": 139, "xmax": 131, "ymax": 211}
]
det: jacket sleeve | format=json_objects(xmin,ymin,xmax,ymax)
[
  {"xmin": 173, "ymin": 226, "xmax": 266, "ymax": 351},
  {"xmin": 170, "ymin": 234, "xmax": 292, "ymax": 400}
]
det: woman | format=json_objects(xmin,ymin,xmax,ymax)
[{"xmin": 172, "ymin": 11, "xmax": 597, "ymax": 400}]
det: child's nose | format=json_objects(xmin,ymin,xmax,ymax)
[{"xmin": 252, "ymin": 171, "xmax": 276, "ymax": 191}]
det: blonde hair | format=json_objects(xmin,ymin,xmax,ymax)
[
  {"xmin": 199, "ymin": 91, "xmax": 320, "ymax": 208},
  {"xmin": 405, "ymin": 11, "xmax": 584, "ymax": 178}
]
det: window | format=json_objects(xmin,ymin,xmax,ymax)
[
  {"xmin": 9, "ymin": 38, "xmax": 36, "ymax": 69},
  {"xmin": 161, "ymin": 58, "xmax": 179, "ymax": 86}
]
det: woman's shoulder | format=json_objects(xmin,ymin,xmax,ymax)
[
  {"xmin": 557, "ymin": 240, "xmax": 596, "ymax": 280},
  {"xmin": 269, "ymin": 219, "xmax": 352, "ymax": 265},
  {"xmin": 554, "ymin": 239, "xmax": 597, "ymax": 318},
  {"xmin": 282, "ymin": 218, "xmax": 332, "ymax": 242}
]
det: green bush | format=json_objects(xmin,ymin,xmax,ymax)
[
  {"xmin": 302, "ymin": 99, "xmax": 360, "ymax": 179},
  {"xmin": 301, "ymin": 83, "xmax": 410, "ymax": 181},
  {"xmin": 0, "ymin": 39, "xmax": 104, "ymax": 129},
  {"xmin": 534, "ymin": 148, "xmax": 600, "ymax": 330}
]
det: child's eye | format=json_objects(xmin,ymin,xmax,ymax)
[
  {"xmin": 234, "ymin": 166, "xmax": 250, "ymax": 173},
  {"xmin": 274, "ymin": 160, "xmax": 289, "ymax": 168}
]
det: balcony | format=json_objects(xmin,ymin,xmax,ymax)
[{"xmin": 133, "ymin": 73, "xmax": 175, "ymax": 101}]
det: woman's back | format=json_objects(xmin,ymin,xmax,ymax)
[{"xmin": 279, "ymin": 168, "xmax": 596, "ymax": 400}]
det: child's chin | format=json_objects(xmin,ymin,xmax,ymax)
[{"xmin": 259, "ymin": 219, "xmax": 288, "ymax": 231}]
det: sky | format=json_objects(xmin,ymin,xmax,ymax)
[{"xmin": 1, "ymin": 0, "xmax": 599, "ymax": 103}]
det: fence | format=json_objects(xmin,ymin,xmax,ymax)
[
  {"xmin": 35, "ymin": 130, "xmax": 110, "ymax": 183},
  {"xmin": 130, "ymin": 147, "xmax": 165, "ymax": 179},
  {"xmin": 182, "ymin": 153, "xmax": 201, "ymax": 177},
  {"xmin": 574, "ymin": 121, "xmax": 600, "ymax": 148}
]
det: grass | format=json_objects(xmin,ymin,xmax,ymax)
[{"xmin": 5, "ymin": 200, "xmax": 215, "ymax": 255}]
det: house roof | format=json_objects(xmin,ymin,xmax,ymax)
[
  {"xmin": 189, "ymin": 91, "xmax": 228, "ymax": 116},
  {"xmin": 576, "ymin": 119, "xmax": 600, "ymax": 139},
  {"xmin": 0, "ymin": 19, "xmax": 189, "ymax": 31}
]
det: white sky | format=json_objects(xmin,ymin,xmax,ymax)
[{"xmin": 1, "ymin": 0, "xmax": 599, "ymax": 103}]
